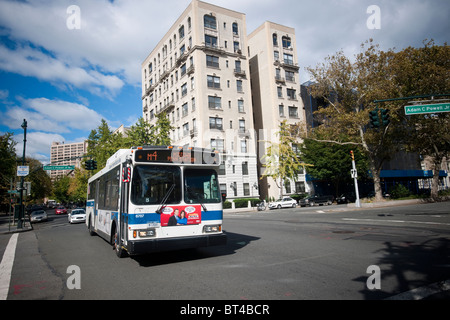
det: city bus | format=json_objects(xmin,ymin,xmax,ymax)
[{"xmin": 86, "ymin": 146, "xmax": 226, "ymax": 258}]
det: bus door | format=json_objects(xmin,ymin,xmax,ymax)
[{"xmin": 119, "ymin": 163, "xmax": 131, "ymax": 244}]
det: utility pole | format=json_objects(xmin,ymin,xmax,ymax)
[
  {"xmin": 18, "ymin": 119, "xmax": 27, "ymax": 229},
  {"xmin": 350, "ymin": 150, "xmax": 361, "ymax": 208}
]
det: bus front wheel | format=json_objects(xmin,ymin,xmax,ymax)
[{"xmin": 112, "ymin": 224, "xmax": 127, "ymax": 258}]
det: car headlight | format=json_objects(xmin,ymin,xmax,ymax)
[
  {"xmin": 203, "ymin": 225, "xmax": 222, "ymax": 233},
  {"xmin": 138, "ymin": 228, "xmax": 156, "ymax": 237}
]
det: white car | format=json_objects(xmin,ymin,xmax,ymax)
[
  {"xmin": 268, "ymin": 197, "xmax": 297, "ymax": 209},
  {"xmin": 30, "ymin": 210, "xmax": 48, "ymax": 223},
  {"xmin": 68, "ymin": 209, "xmax": 86, "ymax": 224}
]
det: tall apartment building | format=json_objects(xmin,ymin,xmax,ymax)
[
  {"xmin": 141, "ymin": 0, "xmax": 259, "ymax": 199},
  {"xmin": 249, "ymin": 21, "xmax": 308, "ymax": 200},
  {"xmin": 49, "ymin": 141, "xmax": 88, "ymax": 180}
]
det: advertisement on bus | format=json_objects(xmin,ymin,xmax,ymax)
[{"xmin": 159, "ymin": 205, "xmax": 202, "ymax": 227}]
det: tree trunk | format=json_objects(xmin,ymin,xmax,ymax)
[{"xmin": 370, "ymin": 162, "xmax": 384, "ymax": 202}]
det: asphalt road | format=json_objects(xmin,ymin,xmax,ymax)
[{"xmin": 1, "ymin": 201, "xmax": 450, "ymax": 302}]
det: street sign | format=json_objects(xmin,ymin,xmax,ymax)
[
  {"xmin": 43, "ymin": 165, "xmax": 75, "ymax": 171},
  {"xmin": 17, "ymin": 166, "xmax": 29, "ymax": 176},
  {"xmin": 7, "ymin": 190, "xmax": 19, "ymax": 194},
  {"xmin": 405, "ymin": 103, "xmax": 450, "ymax": 115}
]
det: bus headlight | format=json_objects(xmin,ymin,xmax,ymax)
[
  {"xmin": 203, "ymin": 225, "xmax": 221, "ymax": 233},
  {"xmin": 138, "ymin": 228, "xmax": 156, "ymax": 237}
]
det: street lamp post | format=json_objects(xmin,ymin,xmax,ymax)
[{"xmin": 18, "ymin": 119, "xmax": 27, "ymax": 229}]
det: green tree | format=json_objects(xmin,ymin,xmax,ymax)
[
  {"xmin": 390, "ymin": 40, "xmax": 450, "ymax": 199},
  {"xmin": 0, "ymin": 132, "xmax": 17, "ymax": 210},
  {"xmin": 26, "ymin": 157, "xmax": 52, "ymax": 203},
  {"xmin": 53, "ymin": 175, "xmax": 71, "ymax": 204},
  {"xmin": 261, "ymin": 120, "xmax": 312, "ymax": 198},
  {"xmin": 305, "ymin": 39, "xmax": 404, "ymax": 201},
  {"xmin": 300, "ymin": 138, "xmax": 368, "ymax": 197}
]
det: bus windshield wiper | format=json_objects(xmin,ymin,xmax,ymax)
[
  {"xmin": 185, "ymin": 186, "xmax": 208, "ymax": 211},
  {"xmin": 156, "ymin": 184, "xmax": 175, "ymax": 214}
]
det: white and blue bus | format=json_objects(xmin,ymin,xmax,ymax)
[{"xmin": 86, "ymin": 146, "xmax": 226, "ymax": 258}]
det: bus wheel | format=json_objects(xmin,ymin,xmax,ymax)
[{"xmin": 112, "ymin": 225, "xmax": 127, "ymax": 258}]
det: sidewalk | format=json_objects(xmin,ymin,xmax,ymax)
[{"xmin": 0, "ymin": 213, "xmax": 33, "ymax": 235}]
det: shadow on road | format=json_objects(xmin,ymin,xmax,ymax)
[
  {"xmin": 353, "ymin": 237, "xmax": 450, "ymax": 299},
  {"xmin": 132, "ymin": 231, "xmax": 260, "ymax": 267}
]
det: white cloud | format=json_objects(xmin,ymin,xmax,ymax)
[
  {"xmin": 0, "ymin": 98, "xmax": 105, "ymax": 134},
  {"xmin": 13, "ymin": 131, "xmax": 66, "ymax": 163}
]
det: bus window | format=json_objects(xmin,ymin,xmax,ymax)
[
  {"xmin": 184, "ymin": 169, "xmax": 221, "ymax": 204},
  {"xmin": 131, "ymin": 166, "xmax": 181, "ymax": 205}
]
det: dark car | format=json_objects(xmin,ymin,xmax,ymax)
[
  {"xmin": 336, "ymin": 192, "xmax": 356, "ymax": 204},
  {"xmin": 299, "ymin": 194, "xmax": 334, "ymax": 207}
]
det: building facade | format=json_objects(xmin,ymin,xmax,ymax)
[
  {"xmin": 248, "ymin": 21, "xmax": 307, "ymax": 200},
  {"xmin": 141, "ymin": 0, "xmax": 259, "ymax": 200},
  {"xmin": 49, "ymin": 141, "xmax": 88, "ymax": 180}
]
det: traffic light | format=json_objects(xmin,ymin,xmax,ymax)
[
  {"xmin": 85, "ymin": 159, "xmax": 95, "ymax": 170},
  {"xmin": 92, "ymin": 160, "xmax": 97, "ymax": 170},
  {"xmin": 350, "ymin": 150, "xmax": 355, "ymax": 161},
  {"xmin": 380, "ymin": 108, "xmax": 390, "ymax": 126},
  {"xmin": 369, "ymin": 110, "xmax": 380, "ymax": 128}
]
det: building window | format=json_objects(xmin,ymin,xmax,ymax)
[
  {"xmin": 273, "ymin": 33, "xmax": 278, "ymax": 46},
  {"xmin": 287, "ymin": 88, "xmax": 296, "ymax": 100},
  {"xmin": 283, "ymin": 53, "xmax": 294, "ymax": 65},
  {"xmin": 204, "ymin": 15, "xmax": 217, "ymax": 30},
  {"xmin": 206, "ymin": 55, "xmax": 219, "ymax": 68},
  {"xmin": 209, "ymin": 117, "xmax": 223, "ymax": 130},
  {"xmin": 232, "ymin": 22, "xmax": 238, "ymax": 35},
  {"xmin": 284, "ymin": 180, "xmax": 291, "ymax": 194},
  {"xmin": 180, "ymin": 63, "xmax": 187, "ymax": 76},
  {"xmin": 242, "ymin": 162, "xmax": 248, "ymax": 175},
  {"xmin": 181, "ymin": 83, "xmax": 187, "ymax": 97},
  {"xmin": 274, "ymin": 51, "xmax": 279, "ymax": 61},
  {"xmin": 208, "ymin": 96, "xmax": 222, "ymax": 109},
  {"xmin": 234, "ymin": 41, "xmax": 240, "ymax": 53},
  {"xmin": 279, "ymin": 105, "xmax": 284, "ymax": 117},
  {"xmin": 211, "ymin": 139, "xmax": 224, "ymax": 151},
  {"xmin": 207, "ymin": 75, "xmax": 221, "ymax": 89},
  {"xmin": 205, "ymin": 35, "xmax": 218, "ymax": 48},
  {"xmin": 277, "ymin": 87, "xmax": 283, "ymax": 98},
  {"xmin": 182, "ymin": 103, "xmax": 188, "ymax": 117},
  {"xmin": 288, "ymin": 106, "xmax": 298, "ymax": 118},
  {"xmin": 243, "ymin": 183, "xmax": 250, "ymax": 196},
  {"xmin": 239, "ymin": 119, "xmax": 245, "ymax": 133},
  {"xmin": 179, "ymin": 25, "xmax": 185, "ymax": 40},
  {"xmin": 183, "ymin": 122, "xmax": 189, "ymax": 136},
  {"xmin": 295, "ymin": 181, "xmax": 305, "ymax": 193},
  {"xmin": 238, "ymin": 100, "xmax": 244, "ymax": 113},
  {"xmin": 282, "ymin": 36, "xmax": 291, "ymax": 48},
  {"xmin": 236, "ymin": 80, "xmax": 243, "ymax": 92},
  {"xmin": 286, "ymin": 70, "xmax": 295, "ymax": 82},
  {"xmin": 241, "ymin": 140, "xmax": 247, "ymax": 153}
]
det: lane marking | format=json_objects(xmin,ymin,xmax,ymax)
[
  {"xmin": 342, "ymin": 218, "xmax": 450, "ymax": 226},
  {"xmin": 0, "ymin": 233, "xmax": 19, "ymax": 300}
]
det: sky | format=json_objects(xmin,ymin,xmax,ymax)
[{"xmin": 0, "ymin": 0, "xmax": 448, "ymax": 164}]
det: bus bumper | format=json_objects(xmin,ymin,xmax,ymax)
[{"xmin": 126, "ymin": 233, "xmax": 227, "ymax": 255}]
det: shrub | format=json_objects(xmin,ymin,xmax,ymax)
[{"xmin": 389, "ymin": 184, "xmax": 411, "ymax": 199}]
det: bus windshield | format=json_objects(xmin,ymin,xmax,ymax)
[
  {"xmin": 184, "ymin": 169, "xmax": 221, "ymax": 204},
  {"xmin": 131, "ymin": 165, "xmax": 181, "ymax": 205}
]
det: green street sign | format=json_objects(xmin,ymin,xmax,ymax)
[
  {"xmin": 43, "ymin": 165, "xmax": 75, "ymax": 171},
  {"xmin": 405, "ymin": 103, "xmax": 450, "ymax": 115}
]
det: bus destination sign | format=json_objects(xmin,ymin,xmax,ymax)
[{"xmin": 134, "ymin": 148, "xmax": 219, "ymax": 165}]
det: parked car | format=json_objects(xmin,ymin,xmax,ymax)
[
  {"xmin": 68, "ymin": 209, "xmax": 86, "ymax": 224},
  {"xmin": 30, "ymin": 210, "xmax": 48, "ymax": 223},
  {"xmin": 55, "ymin": 206, "xmax": 67, "ymax": 215},
  {"xmin": 299, "ymin": 194, "xmax": 334, "ymax": 207},
  {"xmin": 268, "ymin": 197, "xmax": 297, "ymax": 209},
  {"xmin": 336, "ymin": 192, "xmax": 356, "ymax": 204}
]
